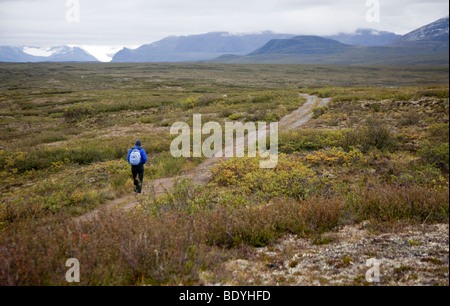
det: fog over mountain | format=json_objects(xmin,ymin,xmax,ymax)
[{"xmin": 326, "ymin": 29, "xmax": 401, "ymax": 47}]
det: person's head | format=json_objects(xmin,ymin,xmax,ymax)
[{"xmin": 135, "ymin": 139, "xmax": 142, "ymax": 147}]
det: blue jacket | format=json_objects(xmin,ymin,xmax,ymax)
[{"xmin": 127, "ymin": 146, "xmax": 148, "ymax": 166}]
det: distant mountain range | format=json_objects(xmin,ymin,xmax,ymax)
[
  {"xmin": 111, "ymin": 29, "xmax": 402, "ymax": 62},
  {"xmin": 0, "ymin": 46, "xmax": 98, "ymax": 62},
  {"xmin": 111, "ymin": 32, "xmax": 296, "ymax": 62},
  {"xmin": 0, "ymin": 16, "xmax": 448, "ymax": 65},
  {"xmin": 212, "ymin": 16, "xmax": 449, "ymax": 65}
]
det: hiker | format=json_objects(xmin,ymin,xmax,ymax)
[{"xmin": 127, "ymin": 140, "xmax": 148, "ymax": 194}]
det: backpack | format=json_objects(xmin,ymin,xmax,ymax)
[{"xmin": 129, "ymin": 149, "xmax": 142, "ymax": 166}]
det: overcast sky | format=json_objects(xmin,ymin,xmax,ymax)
[{"xmin": 0, "ymin": 0, "xmax": 448, "ymax": 60}]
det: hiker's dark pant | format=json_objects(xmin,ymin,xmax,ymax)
[{"xmin": 131, "ymin": 165, "xmax": 144, "ymax": 193}]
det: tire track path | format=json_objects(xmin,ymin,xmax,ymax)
[{"xmin": 76, "ymin": 94, "xmax": 331, "ymax": 222}]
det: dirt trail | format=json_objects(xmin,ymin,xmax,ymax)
[{"xmin": 76, "ymin": 94, "xmax": 331, "ymax": 223}]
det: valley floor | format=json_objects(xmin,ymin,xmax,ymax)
[{"xmin": 0, "ymin": 64, "xmax": 448, "ymax": 286}]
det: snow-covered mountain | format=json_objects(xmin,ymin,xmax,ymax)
[
  {"xmin": 393, "ymin": 16, "xmax": 449, "ymax": 44},
  {"xmin": 0, "ymin": 46, "xmax": 99, "ymax": 62}
]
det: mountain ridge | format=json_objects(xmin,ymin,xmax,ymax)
[
  {"xmin": 325, "ymin": 29, "xmax": 401, "ymax": 46},
  {"xmin": 392, "ymin": 16, "xmax": 449, "ymax": 44},
  {"xmin": 1, "ymin": 16, "xmax": 448, "ymax": 65},
  {"xmin": 211, "ymin": 16, "xmax": 449, "ymax": 65},
  {"xmin": 111, "ymin": 32, "xmax": 296, "ymax": 63},
  {"xmin": 248, "ymin": 36, "xmax": 351, "ymax": 56},
  {"xmin": 0, "ymin": 46, "xmax": 98, "ymax": 62}
]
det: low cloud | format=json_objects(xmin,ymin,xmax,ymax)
[{"xmin": 0, "ymin": 0, "xmax": 448, "ymax": 47}]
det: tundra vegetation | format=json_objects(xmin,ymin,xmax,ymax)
[{"xmin": 0, "ymin": 63, "xmax": 448, "ymax": 285}]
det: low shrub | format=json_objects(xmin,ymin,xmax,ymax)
[
  {"xmin": 427, "ymin": 123, "xmax": 449, "ymax": 143},
  {"xmin": 0, "ymin": 211, "xmax": 222, "ymax": 286},
  {"xmin": 108, "ymin": 163, "xmax": 134, "ymax": 196},
  {"xmin": 204, "ymin": 197, "xmax": 346, "ymax": 248},
  {"xmin": 342, "ymin": 117, "xmax": 396, "ymax": 152},
  {"xmin": 220, "ymin": 108, "xmax": 234, "ymax": 118},
  {"xmin": 196, "ymin": 94, "xmax": 222, "ymax": 107},
  {"xmin": 147, "ymin": 153, "xmax": 190, "ymax": 179},
  {"xmin": 313, "ymin": 106, "xmax": 329, "ymax": 118},
  {"xmin": 399, "ymin": 109, "xmax": 422, "ymax": 126},
  {"xmin": 211, "ymin": 155, "xmax": 316, "ymax": 200},
  {"xmin": 63, "ymin": 104, "xmax": 94, "ymax": 122},
  {"xmin": 348, "ymin": 184, "xmax": 449, "ymax": 224},
  {"xmin": 278, "ymin": 130, "xmax": 344, "ymax": 153},
  {"xmin": 228, "ymin": 113, "xmax": 242, "ymax": 121},
  {"xmin": 251, "ymin": 93, "xmax": 276, "ymax": 104},
  {"xmin": 418, "ymin": 142, "xmax": 449, "ymax": 173},
  {"xmin": 302, "ymin": 147, "xmax": 365, "ymax": 167},
  {"xmin": 144, "ymin": 179, "xmax": 215, "ymax": 215},
  {"xmin": 180, "ymin": 97, "xmax": 198, "ymax": 110}
]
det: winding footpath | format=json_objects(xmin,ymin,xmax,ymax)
[{"xmin": 76, "ymin": 94, "xmax": 331, "ymax": 223}]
